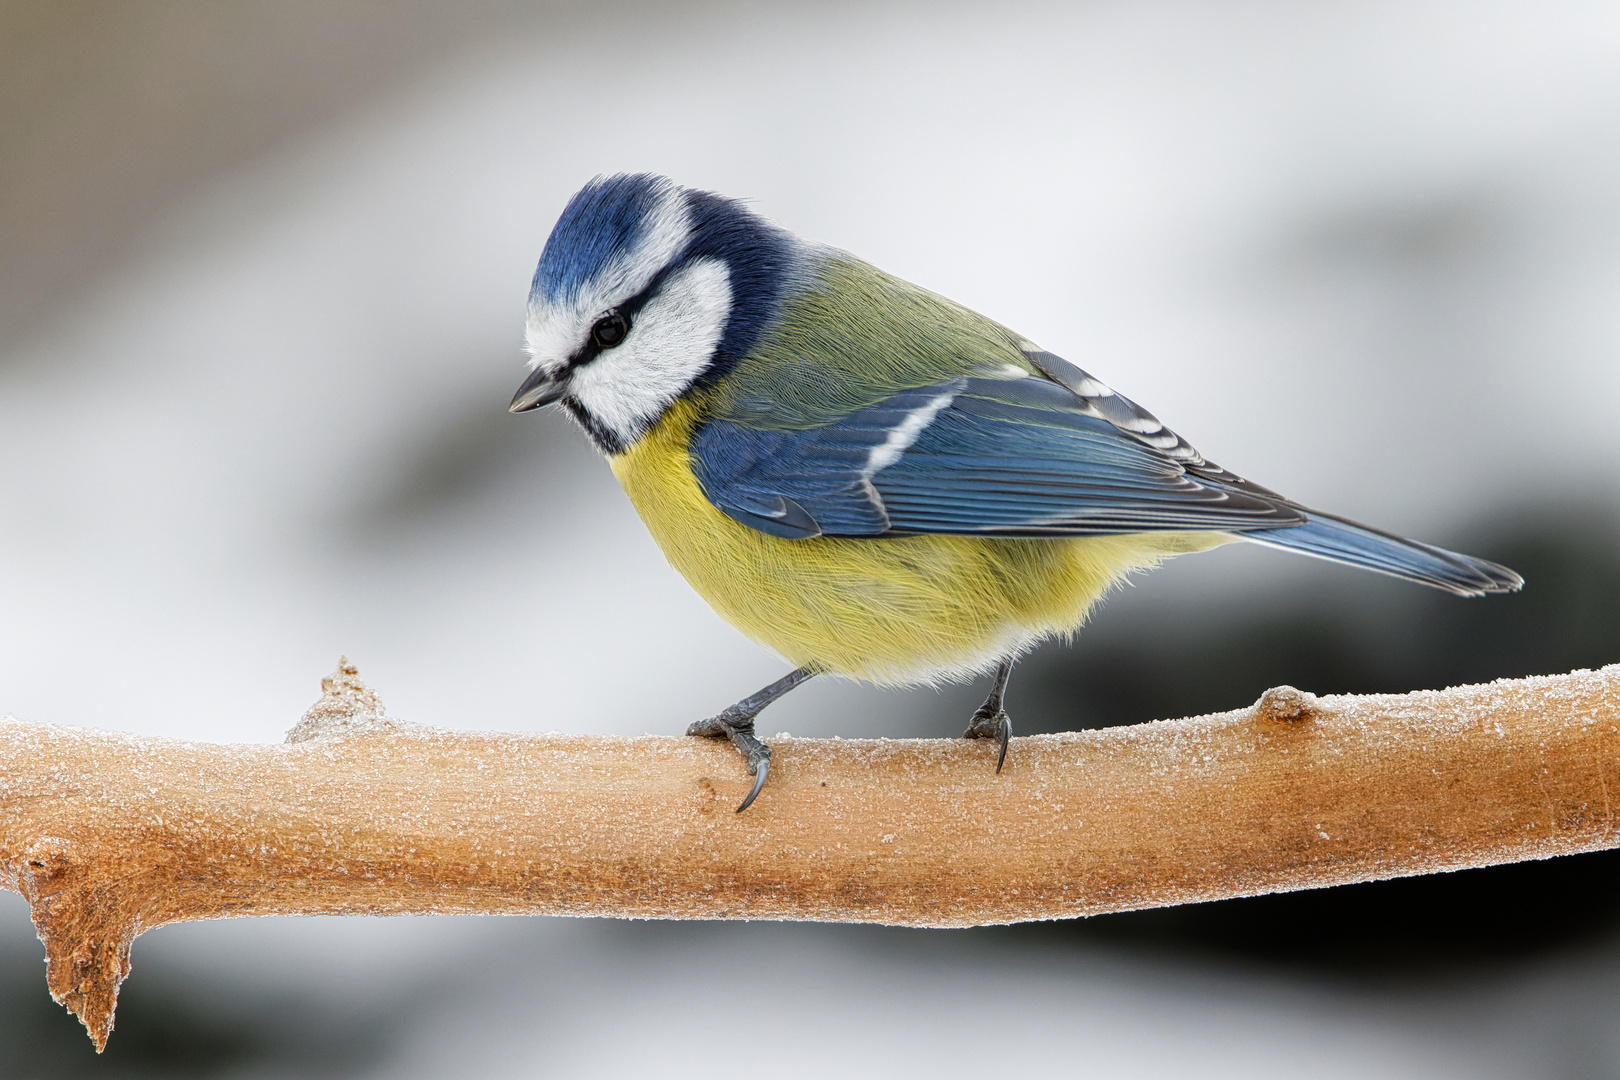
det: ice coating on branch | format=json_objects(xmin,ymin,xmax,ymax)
[
  {"xmin": 284, "ymin": 657, "xmax": 418, "ymax": 742},
  {"xmin": 0, "ymin": 662, "xmax": 1617, "ymax": 1051}
]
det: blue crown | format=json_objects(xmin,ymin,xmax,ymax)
[{"xmin": 530, "ymin": 173, "xmax": 679, "ymax": 306}]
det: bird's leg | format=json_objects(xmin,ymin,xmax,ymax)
[
  {"xmin": 687, "ymin": 666, "xmax": 818, "ymax": 812},
  {"xmin": 963, "ymin": 657, "xmax": 1014, "ymax": 773}
]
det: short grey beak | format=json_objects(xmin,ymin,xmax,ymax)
[{"xmin": 510, "ymin": 366, "xmax": 568, "ymax": 413}]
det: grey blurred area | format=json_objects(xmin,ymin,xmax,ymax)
[
  {"xmin": 3, "ymin": 0, "xmax": 1620, "ymax": 1075},
  {"xmin": 8, "ymin": 892, "xmax": 1620, "ymax": 1079},
  {"xmin": 0, "ymin": 0, "xmax": 591, "ymax": 351}
]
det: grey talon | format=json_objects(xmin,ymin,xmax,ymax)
[
  {"xmin": 737, "ymin": 754, "xmax": 770, "ymax": 813},
  {"xmin": 687, "ymin": 666, "xmax": 816, "ymax": 813},
  {"xmin": 964, "ymin": 657, "xmax": 1015, "ymax": 774},
  {"xmin": 686, "ymin": 716, "xmax": 727, "ymax": 738}
]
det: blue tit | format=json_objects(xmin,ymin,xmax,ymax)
[{"xmin": 510, "ymin": 173, "xmax": 1522, "ymax": 812}]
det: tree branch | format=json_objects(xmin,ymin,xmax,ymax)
[{"xmin": 3, "ymin": 659, "xmax": 1618, "ymax": 1049}]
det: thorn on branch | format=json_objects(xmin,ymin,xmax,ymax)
[
  {"xmin": 284, "ymin": 656, "xmax": 418, "ymax": 743},
  {"xmin": 1252, "ymin": 685, "xmax": 1320, "ymax": 724},
  {"xmin": 10, "ymin": 836, "xmax": 136, "ymax": 1052}
]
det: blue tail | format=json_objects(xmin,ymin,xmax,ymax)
[{"xmin": 1243, "ymin": 512, "xmax": 1523, "ymax": 596}]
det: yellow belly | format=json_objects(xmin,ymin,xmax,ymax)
[{"xmin": 610, "ymin": 399, "xmax": 1226, "ymax": 685}]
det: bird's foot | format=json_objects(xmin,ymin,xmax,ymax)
[
  {"xmin": 963, "ymin": 706, "xmax": 1012, "ymax": 774},
  {"xmin": 686, "ymin": 667, "xmax": 816, "ymax": 813},
  {"xmin": 687, "ymin": 714, "xmax": 772, "ymax": 812}
]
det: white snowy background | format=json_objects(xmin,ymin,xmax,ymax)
[{"xmin": 2, "ymin": 1, "xmax": 1618, "ymax": 1075}]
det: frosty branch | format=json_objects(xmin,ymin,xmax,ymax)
[{"xmin": 3, "ymin": 659, "xmax": 1618, "ymax": 1050}]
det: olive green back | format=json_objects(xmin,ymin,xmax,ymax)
[{"xmin": 708, "ymin": 254, "xmax": 1035, "ymax": 430}]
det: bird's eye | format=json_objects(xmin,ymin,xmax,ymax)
[{"xmin": 591, "ymin": 310, "xmax": 630, "ymax": 349}]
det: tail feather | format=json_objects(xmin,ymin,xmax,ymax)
[{"xmin": 1243, "ymin": 512, "xmax": 1523, "ymax": 597}]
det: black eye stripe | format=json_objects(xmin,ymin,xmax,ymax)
[{"xmin": 562, "ymin": 260, "xmax": 678, "ymax": 373}]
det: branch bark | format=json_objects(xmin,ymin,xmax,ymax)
[{"xmin": 3, "ymin": 660, "xmax": 1618, "ymax": 1049}]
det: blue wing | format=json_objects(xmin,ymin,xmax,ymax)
[
  {"xmin": 692, "ymin": 367, "xmax": 1299, "ymax": 539},
  {"xmin": 691, "ymin": 350, "xmax": 1521, "ymax": 596}
]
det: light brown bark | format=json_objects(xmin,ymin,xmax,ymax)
[{"xmin": 3, "ymin": 660, "xmax": 1618, "ymax": 1050}]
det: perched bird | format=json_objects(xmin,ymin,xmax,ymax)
[{"xmin": 511, "ymin": 173, "xmax": 1522, "ymax": 811}]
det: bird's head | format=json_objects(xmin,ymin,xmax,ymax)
[{"xmin": 511, "ymin": 173, "xmax": 804, "ymax": 453}]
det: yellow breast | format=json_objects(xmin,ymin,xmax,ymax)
[{"xmin": 610, "ymin": 398, "xmax": 1224, "ymax": 685}]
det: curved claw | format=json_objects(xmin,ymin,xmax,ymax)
[
  {"xmin": 736, "ymin": 756, "xmax": 769, "ymax": 813},
  {"xmin": 964, "ymin": 708, "xmax": 1012, "ymax": 773}
]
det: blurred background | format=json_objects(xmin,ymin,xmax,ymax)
[{"xmin": 2, "ymin": 0, "xmax": 1619, "ymax": 1075}]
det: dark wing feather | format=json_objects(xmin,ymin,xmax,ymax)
[
  {"xmin": 691, "ymin": 372, "xmax": 1302, "ymax": 540},
  {"xmin": 690, "ymin": 347, "xmax": 1522, "ymax": 596}
]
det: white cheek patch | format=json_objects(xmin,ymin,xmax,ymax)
[
  {"xmin": 568, "ymin": 257, "xmax": 733, "ymax": 445},
  {"xmin": 523, "ymin": 189, "xmax": 694, "ymax": 373}
]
